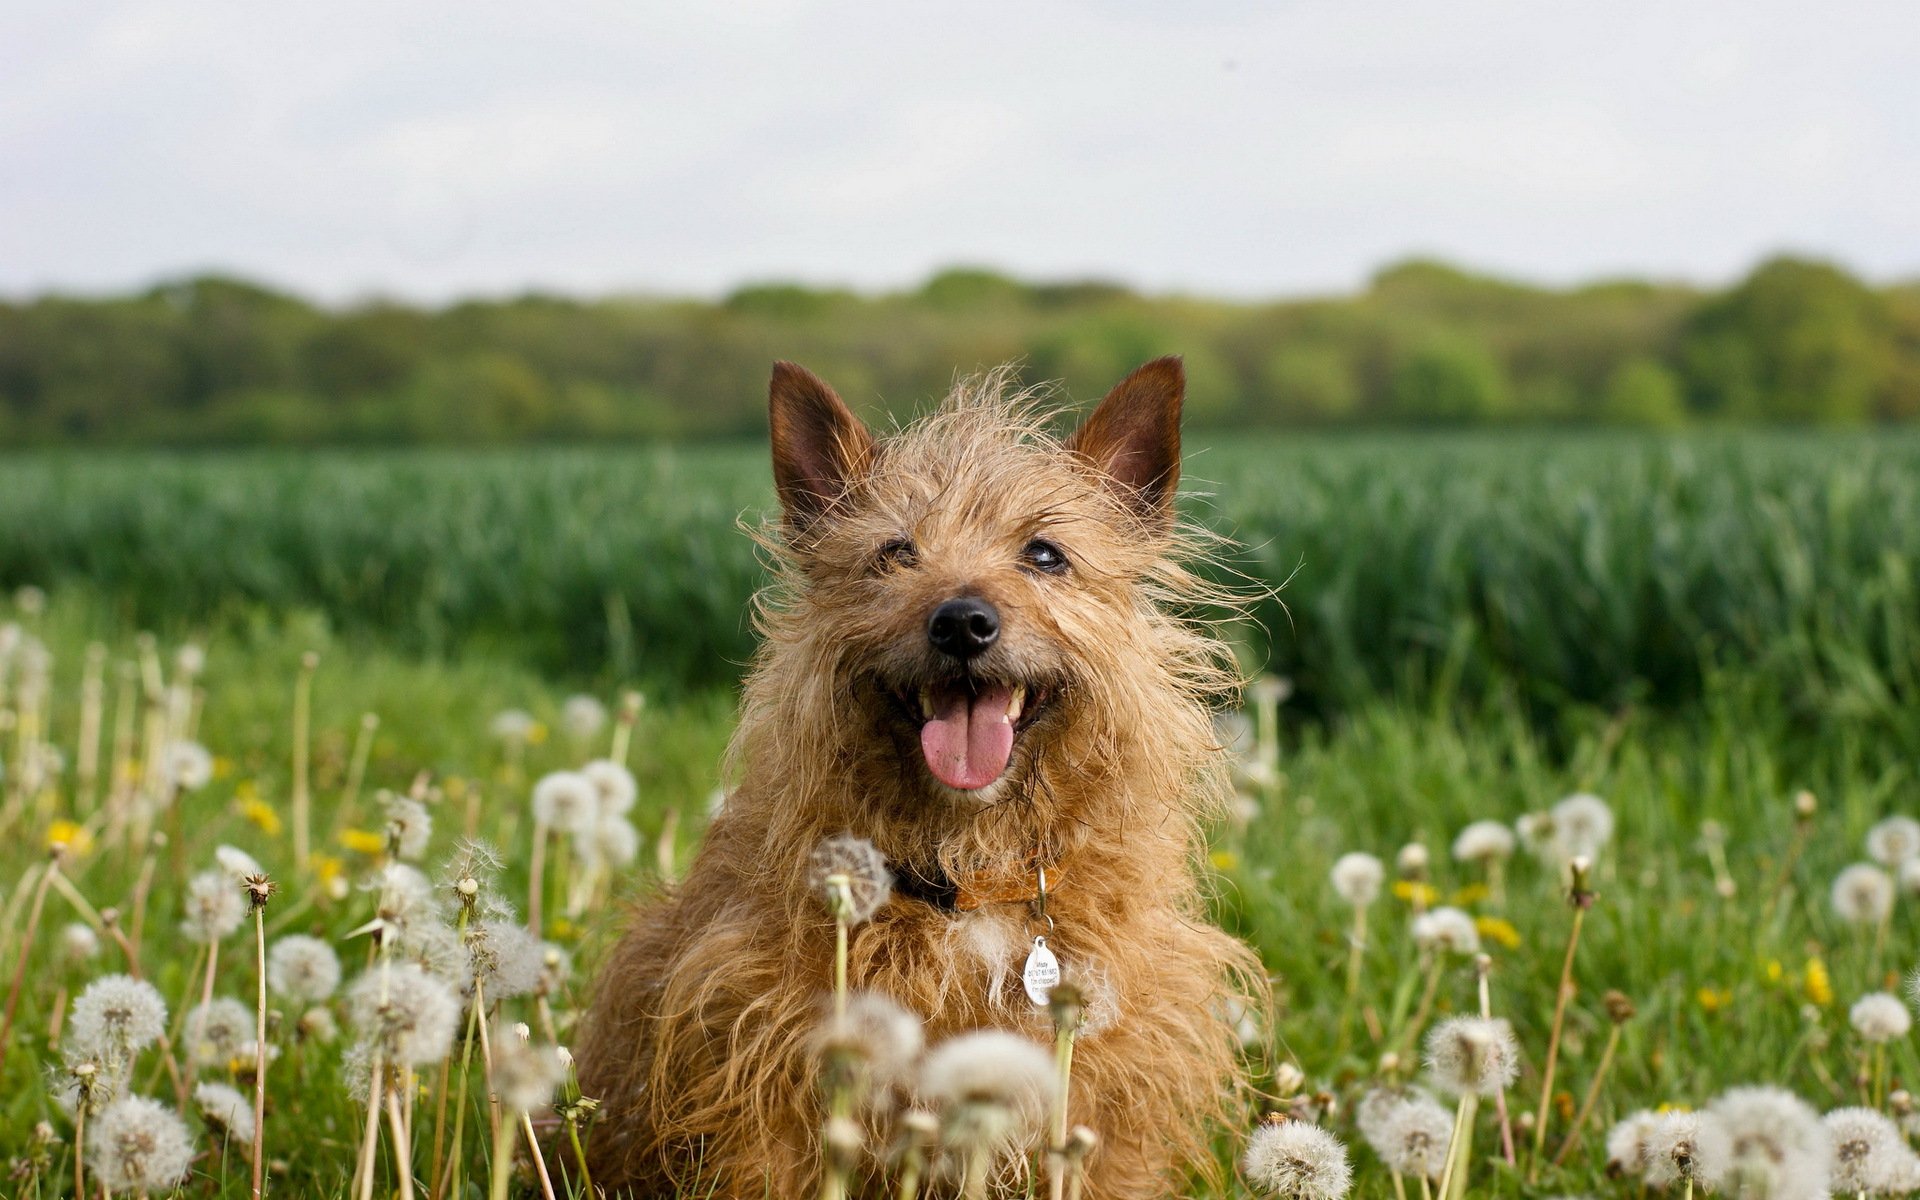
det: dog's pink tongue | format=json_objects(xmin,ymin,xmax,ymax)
[{"xmin": 920, "ymin": 685, "xmax": 1016, "ymax": 791}]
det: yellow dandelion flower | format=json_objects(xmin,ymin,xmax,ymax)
[
  {"xmin": 213, "ymin": 755, "xmax": 235, "ymax": 780},
  {"xmin": 1697, "ymin": 987, "xmax": 1732, "ymax": 1013},
  {"xmin": 1803, "ymin": 957, "xmax": 1833, "ymax": 1007},
  {"xmin": 444, "ymin": 776, "xmax": 469, "ymax": 801},
  {"xmin": 240, "ymin": 794, "xmax": 283, "ymax": 837},
  {"xmin": 1451, "ymin": 883, "xmax": 1491, "ymax": 906},
  {"xmin": 1210, "ymin": 850, "xmax": 1241, "ymax": 872},
  {"xmin": 46, "ymin": 819, "xmax": 94, "ymax": 857},
  {"xmin": 526, "ymin": 721, "xmax": 550, "ymax": 747},
  {"xmin": 549, "ymin": 917, "xmax": 578, "ymax": 941},
  {"xmin": 1392, "ymin": 880, "xmax": 1439, "ymax": 906},
  {"xmin": 338, "ymin": 828, "xmax": 385, "ymax": 856},
  {"xmin": 1763, "ymin": 959, "xmax": 1784, "ymax": 985},
  {"xmin": 1474, "ymin": 916, "xmax": 1522, "ymax": 949}
]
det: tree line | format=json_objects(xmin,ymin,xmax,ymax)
[{"xmin": 1, "ymin": 255, "xmax": 1915, "ymax": 444}]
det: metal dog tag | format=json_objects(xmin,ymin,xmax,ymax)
[{"xmin": 1022, "ymin": 936, "xmax": 1060, "ymax": 1006}]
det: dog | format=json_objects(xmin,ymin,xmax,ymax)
[{"xmin": 576, "ymin": 357, "xmax": 1264, "ymax": 1197}]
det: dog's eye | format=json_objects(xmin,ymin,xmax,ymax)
[
  {"xmin": 875, "ymin": 537, "xmax": 918, "ymax": 571},
  {"xmin": 1021, "ymin": 538, "xmax": 1069, "ymax": 575}
]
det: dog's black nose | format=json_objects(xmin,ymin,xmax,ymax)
[{"xmin": 928, "ymin": 597, "xmax": 999, "ymax": 660}]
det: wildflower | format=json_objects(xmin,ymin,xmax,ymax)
[
  {"xmin": 1243, "ymin": 1119, "xmax": 1352, "ymax": 1200},
  {"xmin": 586, "ymin": 814, "xmax": 642, "ymax": 867},
  {"xmin": 183, "ymin": 998, "xmax": 253, "ymax": 1067},
  {"xmin": 180, "ymin": 871, "xmax": 245, "ymax": 942},
  {"xmin": 1375, "ymin": 1095, "xmax": 1453, "ymax": 1181},
  {"xmin": 367, "ymin": 862, "xmax": 439, "ymax": 936},
  {"xmin": 164, "ymin": 741, "xmax": 214, "ymax": 791},
  {"xmin": 88, "ymin": 1096, "xmax": 194, "ymax": 1194},
  {"xmin": 1850, "ymin": 992, "xmax": 1910, "ymax": 1043},
  {"xmin": 1642, "ymin": 1110, "xmax": 1731, "ymax": 1189},
  {"xmin": 1411, "ymin": 907, "xmax": 1480, "ymax": 957},
  {"xmin": 490, "ymin": 1020, "xmax": 568, "ymax": 1112},
  {"xmin": 918, "ymin": 1030, "xmax": 1058, "ymax": 1152},
  {"xmin": 1824, "ymin": 1107, "xmax": 1907, "ymax": 1195},
  {"xmin": 490, "ymin": 709, "xmax": 536, "ymax": 742},
  {"xmin": 1329, "ymin": 853, "xmax": 1384, "ymax": 907},
  {"xmin": 242, "ymin": 872, "xmax": 275, "ymax": 911},
  {"xmin": 382, "ymin": 794, "xmax": 432, "ymax": 861},
  {"xmin": 1356, "ymin": 1086, "xmax": 1426, "ymax": 1149},
  {"xmin": 45, "ymin": 819, "xmax": 94, "ymax": 857},
  {"xmin": 532, "ymin": 770, "xmax": 599, "ymax": 835},
  {"xmin": 1395, "ymin": 844, "xmax": 1430, "ymax": 877},
  {"xmin": 537, "ymin": 944, "xmax": 572, "ymax": 995},
  {"xmin": 464, "ymin": 919, "xmax": 544, "ymax": 998},
  {"xmin": 1452, "ymin": 821, "xmax": 1515, "ymax": 864},
  {"xmin": 213, "ymin": 845, "xmax": 264, "ymax": 882},
  {"xmin": 1552, "ymin": 793, "xmax": 1614, "ymax": 861},
  {"xmin": 68, "ymin": 975, "xmax": 167, "ymax": 1064},
  {"xmin": 1709, "ymin": 1085, "xmax": 1828, "ymax": 1200},
  {"xmin": 814, "ymin": 991, "xmax": 926, "ymax": 1099},
  {"xmin": 339, "ymin": 828, "xmax": 386, "ymax": 856},
  {"xmin": 1803, "ymin": 958, "xmax": 1833, "ymax": 1007},
  {"xmin": 1831, "ymin": 864, "xmax": 1895, "ymax": 924},
  {"xmin": 1474, "ymin": 916, "xmax": 1521, "ymax": 949},
  {"xmin": 61, "ymin": 922, "xmax": 101, "ymax": 964},
  {"xmin": 1697, "ymin": 987, "xmax": 1733, "ymax": 1014},
  {"xmin": 347, "ymin": 962, "xmax": 461, "ymax": 1066},
  {"xmin": 240, "ymin": 794, "xmax": 282, "ymax": 835},
  {"xmin": 1392, "ymin": 880, "xmax": 1439, "ymax": 906},
  {"xmin": 807, "ymin": 835, "xmax": 893, "ymax": 925},
  {"xmin": 267, "ymin": 935, "xmax": 343, "ymax": 1004},
  {"xmin": 1900, "ymin": 858, "xmax": 1920, "ymax": 897},
  {"xmin": 192, "ymin": 1080, "xmax": 256, "ymax": 1144},
  {"xmin": 299, "ymin": 1007, "xmax": 339, "ymax": 1043},
  {"xmin": 1867, "ymin": 816, "xmax": 1920, "ymax": 866},
  {"xmin": 1423, "ymin": 1017, "xmax": 1518, "ymax": 1096},
  {"xmin": 581, "ymin": 759, "xmax": 638, "ymax": 817},
  {"xmin": 561, "ymin": 694, "xmax": 609, "ymax": 742}
]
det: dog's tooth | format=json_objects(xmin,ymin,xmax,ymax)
[
  {"xmin": 918, "ymin": 687, "xmax": 934, "ymax": 720},
  {"xmin": 1008, "ymin": 684, "xmax": 1026, "ymax": 722}
]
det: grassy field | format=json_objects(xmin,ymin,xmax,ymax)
[{"xmin": 2, "ymin": 432, "xmax": 1918, "ymax": 1198}]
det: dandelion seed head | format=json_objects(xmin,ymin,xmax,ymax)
[
  {"xmin": 397, "ymin": 919, "xmax": 467, "ymax": 982},
  {"xmin": 61, "ymin": 921, "xmax": 100, "ymax": 963},
  {"xmin": 466, "ymin": 919, "xmax": 543, "ymax": 998},
  {"xmin": 581, "ymin": 758, "xmax": 638, "ymax": 816},
  {"xmin": 192, "ymin": 1080, "xmax": 256, "ymax": 1144},
  {"xmin": 1899, "ymin": 857, "xmax": 1920, "ymax": 897},
  {"xmin": 1243, "ymin": 1120, "xmax": 1353, "ymax": 1200},
  {"xmin": 561, "ymin": 694, "xmax": 609, "ymax": 741},
  {"xmin": 370, "ymin": 862, "xmax": 439, "ymax": 931},
  {"xmin": 268, "ymin": 935, "xmax": 343, "ymax": 1004},
  {"xmin": 1849, "ymin": 992, "xmax": 1911, "ymax": 1043},
  {"xmin": 69, "ymin": 975, "xmax": 167, "ymax": 1063},
  {"xmin": 531, "ymin": 770, "xmax": 598, "ymax": 835},
  {"xmin": 489, "ymin": 1019, "xmax": 568, "ymax": 1113},
  {"xmin": 1867, "ymin": 816, "xmax": 1920, "ymax": 866},
  {"xmin": 1423, "ymin": 1016, "xmax": 1518, "ymax": 1096},
  {"xmin": 1395, "ymin": 843, "xmax": 1430, "ymax": 876},
  {"xmin": 1329, "ymin": 853, "xmax": 1384, "ymax": 907},
  {"xmin": 164, "ymin": 741, "xmax": 214, "ymax": 791},
  {"xmin": 585, "ymin": 814, "xmax": 642, "ymax": 867},
  {"xmin": 918, "ymin": 1030, "xmax": 1057, "ymax": 1153},
  {"xmin": 538, "ymin": 943, "xmax": 572, "ymax": 995},
  {"xmin": 1356, "ymin": 1086, "xmax": 1429, "ymax": 1151},
  {"xmin": 1411, "ymin": 907, "xmax": 1481, "ymax": 957},
  {"xmin": 180, "ymin": 870, "xmax": 246, "ymax": 942},
  {"xmin": 1607, "ymin": 1109, "xmax": 1660, "ymax": 1176},
  {"xmin": 1515, "ymin": 812, "xmax": 1558, "ymax": 860},
  {"xmin": 490, "ymin": 708, "xmax": 536, "ymax": 742},
  {"xmin": 815, "ymin": 991, "xmax": 925, "ymax": 1099},
  {"xmin": 1831, "ymin": 864, "xmax": 1895, "ymax": 925},
  {"xmin": 1378, "ymin": 1097, "xmax": 1454, "ymax": 1182},
  {"xmin": 1710, "ymin": 1085, "xmax": 1828, "ymax": 1200},
  {"xmin": 299, "ymin": 1007, "xmax": 339, "ymax": 1042},
  {"xmin": 88, "ymin": 1095, "xmax": 194, "ymax": 1194},
  {"xmin": 183, "ymin": 997, "xmax": 253, "ymax": 1067},
  {"xmin": 1452, "ymin": 821, "xmax": 1516, "ymax": 864},
  {"xmin": 383, "ymin": 795, "xmax": 433, "ymax": 861},
  {"xmin": 1643, "ymin": 1111, "xmax": 1731, "ymax": 1188},
  {"xmin": 1824, "ymin": 1107, "xmax": 1906, "ymax": 1194},
  {"xmin": 1552, "ymin": 793, "xmax": 1614, "ymax": 861},
  {"xmin": 214, "ymin": 844, "xmax": 264, "ymax": 882},
  {"xmin": 807, "ymin": 835, "xmax": 893, "ymax": 925},
  {"xmin": 347, "ymin": 962, "xmax": 461, "ymax": 1066}
]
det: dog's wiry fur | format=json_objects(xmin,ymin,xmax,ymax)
[{"xmin": 576, "ymin": 359, "xmax": 1265, "ymax": 1198}]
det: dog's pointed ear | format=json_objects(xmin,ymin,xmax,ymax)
[
  {"xmin": 769, "ymin": 361, "xmax": 875, "ymax": 532},
  {"xmin": 1066, "ymin": 356, "xmax": 1184, "ymax": 525}
]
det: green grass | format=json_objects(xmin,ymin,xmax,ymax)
[{"xmin": 3, "ymin": 580, "xmax": 1917, "ymax": 1197}]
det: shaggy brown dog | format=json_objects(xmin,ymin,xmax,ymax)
[{"xmin": 576, "ymin": 358, "xmax": 1263, "ymax": 1198}]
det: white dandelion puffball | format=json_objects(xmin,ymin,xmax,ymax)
[
  {"xmin": 561, "ymin": 694, "xmax": 609, "ymax": 742},
  {"xmin": 1642, "ymin": 1110, "xmax": 1731, "ymax": 1189},
  {"xmin": 490, "ymin": 708, "xmax": 536, "ymax": 742},
  {"xmin": 815, "ymin": 990, "xmax": 926, "ymax": 1096},
  {"xmin": 531, "ymin": 770, "xmax": 599, "ymax": 835},
  {"xmin": 1899, "ymin": 857, "xmax": 1920, "ymax": 896},
  {"xmin": 1825, "ymin": 1107, "xmax": 1908, "ymax": 1195},
  {"xmin": 193, "ymin": 1080, "xmax": 256, "ymax": 1144},
  {"xmin": 1867, "ymin": 816, "xmax": 1920, "ymax": 866},
  {"xmin": 1850, "ymin": 992, "xmax": 1912, "ymax": 1043},
  {"xmin": 61, "ymin": 921, "xmax": 101, "ymax": 963},
  {"xmin": 68, "ymin": 974, "xmax": 168, "ymax": 1062},
  {"xmin": 164, "ymin": 741, "xmax": 214, "ymax": 791},
  {"xmin": 90, "ymin": 1096, "xmax": 195, "ymax": 1193},
  {"xmin": 370, "ymin": 862, "xmax": 439, "ymax": 931},
  {"xmin": 213, "ymin": 844, "xmax": 264, "ymax": 882},
  {"xmin": 807, "ymin": 835, "xmax": 893, "ymax": 925},
  {"xmin": 1411, "ymin": 907, "xmax": 1480, "ymax": 957},
  {"xmin": 466, "ymin": 919, "xmax": 544, "ymax": 998},
  {"xmin": 1243, "ymin": 1120, "xmax": 1353, "ymax": 1200},
  {"xmin": 1356, "ymin": 1086, "xmax": 1427, "ymax": 1151},
  {"xmin": 268, "ymin": 935, "xmax": 343, "ymax": 1004},
  {"xmin": 1329, "ymin": 853, "xmax": 1384, "ymax": 907},
  {"xmin": 180, "ymin": 870, "xmax": 246, "ymax": 943},
  {"xmin": 183, "ymin": 997, "xmax": 253, "ymax": 1067},
  {"xmin": 1831, "ymin": 863, "xmax": 1896, "ymax": 925},
  {"xmin": 1423, "ymin": 1016, "xmax": 1519, "ymax": 1096},
  {"xmin": 1710, "ymin": 1085, "xmax": 1828, "ymax": 1200},
  {"xmin": 1515, "ymin": 812, "xmax": 1558, "ymax": 860},
  {"xmin": 1395, "ymin": 843, "xmax": 1430, "ymax": 876},
  {"xmin": 582, "ymin": 758, "xmax": 638, "ymax": 816},
  {"xmin": 348, "ymin": 962, "xmax": 461, "ymax": 1066},
  {"xmin": 918, "ymin": 1030, "xmax": 1058, "ymax": 1152},
  {"xmin": 490, "ymin": 1020, "xmax": 568, "ymax": 1112},
  {"xmin": 1552, "ymin": 792, "xmax": 1614, "ymax": 860},
  {"xmin": 1452, "ymin": 820, "xmax": 1516, "ymax": 864},
  {"xmin": 1606, "ymin": 1109, "xmax": 1660, "ymax": 1175},
  {"xmin": 582, "ymin": 814, "xmax": 642, "ymax": 868},
  {"xmin": 1378, "ymin": 1096, "xmax": 1453, "ymax": 1181},
  {"xmin": 383, "ymin": 795, "xmax": 433, "ymax": 861}
]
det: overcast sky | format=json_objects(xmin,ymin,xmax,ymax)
[{"xmin": 3, "ymin": 0, "xmax": 1915, "ymax": 303}]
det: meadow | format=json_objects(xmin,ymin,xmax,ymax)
[{"xmin": 2, "ymin": 430, "xmax": 1919, "ymax": 1198}]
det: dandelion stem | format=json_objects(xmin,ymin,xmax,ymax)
[
  {"xmin": 1551, "ymin": 1020, "xmax": 1621, "ymax": 1166},
  {"xmin": 1395, "ymin": 956, "xmax": 1446, "ymax": 1057},
  {"xmin": 527, "ymin": 820, "xmax": 550, "ymax": 937},
  {"xmin": 565, "ymin": 1114, "xmax": 595, "ymax": 1200},
  {"xmin": 487, "ymin": 1106, "xmax": 518, "ymax": 1200},
  {"xmin": 292, "ymin": 652, "xmax": 316, "ymax": 870},
  {"xmin": 387, "ymin": 1085, "xmax": 417, "ymax": 1200},
  {"xmin": 0, "ymin": 856, "xmax": 57, "ymax": 1083},
  {"xmin": 1390, "ymin": 1168, "xmax": 1407, "ymax": 1200},
  {"xmin": 1338, "ymin": 902, "xmax": 1370, "ymax": 1051},
  {"xmin": 521, "ymin": 1111, "xmax": 557, "ymax": 1200},
  {"xmin": 250, "ymin": 904, "xmax": 269, "ymax": 1200},
  {"xmin": 1529, "ymin": 905, "xmax": 1587, "ymax": 1177}
]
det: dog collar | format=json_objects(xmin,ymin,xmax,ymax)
[{"xmin": 891, "ymin": 857, "xmax": 1063, "ymax": 913}]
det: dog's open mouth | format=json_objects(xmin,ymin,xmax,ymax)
[{"xmin": 884, "ymin": 677, "xmax": 1054, "ymax": 791}]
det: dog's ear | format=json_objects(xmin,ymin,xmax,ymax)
[
  {"xmin": 1066, "ymin": 356, "xmax": 1184, "ymax": 525},
  {"xmin": 769, "ymin": 361, "xmax": 876, "ymax": 532}
]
